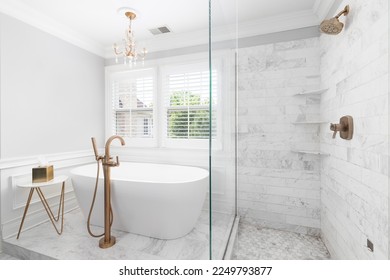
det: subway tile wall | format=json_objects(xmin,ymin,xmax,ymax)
[
  {"xmin": 237, "ymin": 37, "xmax": 323, "ymax": 236},
  {"xmin": 320, "ymin": 0, "xmax": 388, "ymax": 259}
]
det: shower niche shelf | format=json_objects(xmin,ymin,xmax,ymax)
[
  {"xmin": 294, "ymin": 88, "xmax": 329, "ymax": 96},
  {"xmin": 291, "ymin": 150, "xmax": 330, "ymax": 156}
]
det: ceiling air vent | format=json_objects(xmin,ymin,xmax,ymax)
[{"xmin": 149, "ymin": 26, "xmax": 172, "ymax": 35}]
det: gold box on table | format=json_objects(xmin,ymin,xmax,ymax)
[{"xmin": 32, "ymin": 165, "xmax": 54, "ymax": 183}]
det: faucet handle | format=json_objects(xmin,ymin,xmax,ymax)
[
  {"xmin": 330, "ymin": 123, "xmax": 339, "ymax": 138},
  {"xmin": 104, "ymin": 156, "xmax": 120, "ymax": 167},
  {"xmin": 330, "ymin": 116, "xmax": 353, "ymax": 140},
  {"xmin": 115, "ymin": 156, "xmax": 120, "ymax": 167}
]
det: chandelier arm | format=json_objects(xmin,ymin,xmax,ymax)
[{"xmin": 113, "ymin": 47, "xmax": 124, "ymax": 56}]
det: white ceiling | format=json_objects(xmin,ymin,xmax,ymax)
[{"xmin": 0, "ymin": 0, "xmax": 336, "ymax": 57}]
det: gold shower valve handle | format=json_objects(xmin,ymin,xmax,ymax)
[
  {"xmin": 330, "ymin": 115, "xmax": 353, "ymax": 140},
  {"xmin": 330, "ymin": 123, "xmax": 340, "ymax": 138}
]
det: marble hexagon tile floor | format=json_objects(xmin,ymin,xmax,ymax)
[{"xmin": 232, "ymin": 222, "xmax": 330, "ymax": 260}]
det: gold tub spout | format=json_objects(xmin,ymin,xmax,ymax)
[
  {"xmin": 99, "ymin": 135, "xmax": 125, "ymax": 249},
  {"xmin": 104, "ymin": 135, "xmax": 126, "ymax": 166}
]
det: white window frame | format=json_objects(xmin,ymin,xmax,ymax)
[
  {"xmin": 105, "ymin": 52, "xmax": 225, "ymax": 150},
  {"xmin": 160, "ymin": 61, "xmax": 222, "ymax": 149},
  {"xmin": 105, "ymin": 67, "xmax": 158, "ymax": 147}
]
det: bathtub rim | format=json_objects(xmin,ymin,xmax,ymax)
[{"xmin": 70, "ymin": 161, "xmax": 209, "ymax": 185}]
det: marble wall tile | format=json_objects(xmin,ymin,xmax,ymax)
[
  {"xmin": 238, "ymin": 37, "xmax": 322, "ymax": 235},
  {"xmin": 320, "ymin": 0, "xmax": 388, "ymax": 259}
]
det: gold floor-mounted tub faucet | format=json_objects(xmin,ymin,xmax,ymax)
[{"xmin": 91, "ymin": 135, "xmax": 126, "ymax": 249}]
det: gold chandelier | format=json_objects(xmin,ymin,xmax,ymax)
[{"xmin": 113, "ymin": 11, "xmax": 147, "ymax": 65}]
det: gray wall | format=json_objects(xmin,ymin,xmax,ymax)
[
  {"xmin": 0, "ymin": 13, "xmax": 105, "ymax": 158},
  {"xmin": 0, "ymin": 13, "xmax": 105, "ymax": 252}
]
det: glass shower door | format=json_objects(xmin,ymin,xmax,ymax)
[{"xmin": 209, "ymin": 0, "xmax": 238, "ymax": 259}]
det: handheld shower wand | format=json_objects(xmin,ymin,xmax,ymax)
[{"xmin": 91, "ymin": 137, "xmax": 103, "ymax": 161}]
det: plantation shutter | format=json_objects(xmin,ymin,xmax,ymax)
[
  {"xmin": 163, "ymin": 66, "xmax": 217, "ymax": 140},
  {"xmin": 111, "ymin": 69, "xmax": 154, "ymax": 139}
]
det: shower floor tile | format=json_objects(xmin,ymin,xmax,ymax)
[
  {"xmin": 3, "ymin": 209, "xmax": 233, "ymax": 260},
  {"xmin": 232, "ymin": 222, "xmax": 330, "ymax": 260}
]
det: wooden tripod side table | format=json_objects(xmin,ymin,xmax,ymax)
[{"xmin": 16, "ymin": 175, "xmax": 68, "ymax": 239}]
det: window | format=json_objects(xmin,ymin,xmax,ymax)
[
  {"xmin": 107, "ymin": 59, "xmax": 220, "ymax": 149},
  {"xmin": 162, "ymin": 63, "xmax": 218, "ymax": 147},
  {"xmin": 109, "ymin": 68, "xmax": 156, "ymax": 145}
]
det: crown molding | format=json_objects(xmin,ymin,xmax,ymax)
[
  {"xmin": 105, "ymin": 9, "xmax": 320, "ymax": 58},
  {"xmin": 237, "ymin": 9, "xmax": 318, "ymax": 38},
  {"xmin": 1, "ymin": 0, "xmax": 331, "ymax": 59},
  {"xmin": 313, "ymin": 0, "xmax": 337, "ymax": 21},
  {"xmin": 105, "ymin": 28, "xmax": 210, "ymax": 58},
  {"xmin": 0, "ymin": 0, "xmax": 105, "ymax": 57}
]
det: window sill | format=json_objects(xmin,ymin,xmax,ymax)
[{"xmin": 109, "ymin": 142, "xmax": 222, "ymax": 151}]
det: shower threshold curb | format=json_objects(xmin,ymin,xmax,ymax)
[{"xmin": 223, "ymin": 216, "xmax": 240, "ymax": 260}]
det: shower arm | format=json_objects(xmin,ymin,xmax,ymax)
[{"xmin": 335, "ymin": 6, "xmax": 349, "ymax": 19}]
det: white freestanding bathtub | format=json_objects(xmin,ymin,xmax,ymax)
[{"xmin": 70, "ymin": 162, "xmax": 208, "ymax": 239}]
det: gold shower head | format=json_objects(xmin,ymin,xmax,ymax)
[{"xmin": 320, "ymin": 5, "xmax": 350, "ymax": 35}]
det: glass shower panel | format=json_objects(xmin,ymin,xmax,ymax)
[
  {"xmin": 209, "ymin": 0, "xmax": 238, "ymax": 259},
  {"xmin": 232, "ymin": 0, "xmax": 324, "ymax": 260}
]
